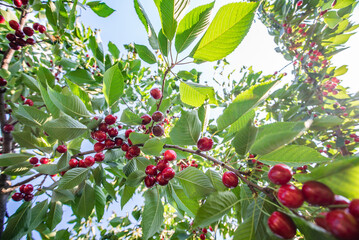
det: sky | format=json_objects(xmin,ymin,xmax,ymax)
[{"xmin": 7, "ymin": 1, "xmax": 359, "ymax": 239}]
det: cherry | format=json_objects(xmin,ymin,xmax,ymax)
[
  {"xmin": 33, "ymin": 22, "xmax": 40, "ymax": 31},
  {"xmin": 197, "ymin": 137, "xmax": 213, "ymax": 151},
  {"xmin": 0, "ymin": 15, "xmax": 4, "ymax": 24},
  {"xmin": 128, "ymin": 139, "xmax": 133, "ymax": 146},
  {"xmin": 202, "ymin": 228, "xmax": 207, "ymax": 234},
  {"xmin": 114, "ymin": 137, "xmax": 123, "ymax": 146},
  {"xmin": 94, "ymin": 152, "xmax": 105, "ymax": 162},
  {"xmin": 145, "ymin": 165, "xmax": 157, "ymax": 176},
  {"xmin": 3, "ymin": 124, "xmax": 14, "ymax": 133},
  {"xmin": 297, "ymin": 1, "xmax": 303, "ymax": 7},
  {"xmin": 108, "ymin": 128, "xmax": 118, "ymax": 138},
  {"xmin": 0, "ymin": 78, "xmax": 7, "ymax": 87},
  {"xmin": 349, "ymin": 199, "xmax": 359, "ymax": 220},
  {"xmin": 78, "ymin": 159, "xmax": 87, "ymax": 168},
  {"xmin": 60, "ymin": 171, "xmax": 66, "ymax": 176},
  {"xmin": 268, "ymin": 164, "xmax": 292, "ymax": 185},
  {"xmin": 315, "ymin": 212, "xmax": 330, "ymax": 231},
  {"xmin": 93, "ymin": 130, "xmax": 107, "ymax": 142},
  {"xmin": 26, "ymin": 38, "xmax": 35, "ymax": 45},
  {"xmin": 9, "ymin": 42, "xmax": 20, "ymax": 50},
  {"xmin": 105, "ymin": 114, "xmax": 117, "ymax": 125},
  {"xmin": 125, "ymin": 129, "xmax": 134, "ymax": 138},
  {"xmin": 68, "ymin": 158, "xmax": 78, "ymax": 168},
  {"xmin": 6, "ymin": 33, "xmax": 16, "ymax": 42},
  {"xmin": 94, "ymin": 142, "xmax": 105, "ymax": 152},
  {"xmin": 152, "ymin": 111, "xmax": 164, "ymax": 122},
  {"xmin": 19, "ymin": 185, "xmax": 26, "ymax": 193},
  {"xmin": 98, "ymin": 123, "xmax": 108, "ymax": 132},
  {"xmin": 277, "ymin": 184, "xmax": 304, "ymax": 209},
  {"xmin": 209, "ymin": 226, "xmax": 213, "ymax": 231},
  {"xmin": 355, "ymin": 138, "xmax": 359, "ymax": 143},
  {"xmin": 24, "ymin": 99, "xmax": 34, "ymax": 106},
  {"xmin": 150, "ymin": 88, "xmax": 162, "ymax": 100},
  {"xmin": 331, "ymin": 195, "xmax": 350, "ymax": 209},
  {"xmin": 162, "ymin": 167, "xmax": 175, "ymax": 181},
  {"xmin": 125, "ymin": 151, "xmax": 134, "ymax": 160},
  {"xmin": 326, "ymin": 210, "xmax": 359, "ymax": 240},
  {"xmin": 268, "ymin": 211, "xmax": 297, "ymax": 239},
  {"xmin": 302, "ymin": 181, "xmax": 334, "ymax": 206},
  {"xmin": 15, "ymin": 38, "xmax": 26, "ymax": 47},
  {"xmin": 12, "ymin": 192, "xmax": 23, "ymax": 201},
  {"xmin": 105, "ymin": 139, "xmax": 115, "ymax": 149},
  {"xmin": 38, "ymin": 25, "xmax": 46, "ymax": 33},
  {"xmin": 24, "ymin": 194, "xmax": 34, "ymax": 202},
  {"xmin": 40, "ymin": 157, "xmax": 49, "ymax": 164},
  {"xmin": 23, "ymin": 184, "xmax": 33, "ymax": 194},
  {"xmin": 152, "ymin": 125, "xmax": 164, "ymax": 137},
  {"xmin": 121, "ymin": 143, "xmax": 129, "ymax": 152},
  {"xmin": 128, "ymin": 146, "xmax": 141, "ymax": 157},
  {"xmin": 56, "ymin": 145, "xmax": 67, "ymax": 153},
  {"xmin": 163, "ymin": 150, "xmax": 176, "ymax": 161},
  {"xmin": 141, "ymin": 114, "xmax": 152, "ymax": 125},
  {"xmin": 350, "ymin": 134, "xmax": 357, "ymax": 138},
  {"xmin": 84, "ymin": 156, "xmax": 95, "ymax": 167},
  {"xmin": 144, "ymin": 176, "xmax": 156, "ymax": 188},
  {"xmin": 29, "ymin": 157, "xmax": 38, "ymax": 164},
  {"xmin": 14, "ymin": 0, "xmax": 23, "ymax": 8},
  {"xmin": 200, "ymin": 234, "xmax": 205, "ymax": 240},
  {"xmin": 222, "ymin": 171, "xmax": 238, "ymax": 188},
  {"xmin": 15, "ymin": 30, "xmax": 25, "ymax": 38},
  {"xmin": 156, "ymin": 160, "xmax": 169, "ymax": 172},
  {"xmin": 156, "ymin": 173, "xmax": 169, "ymax": 186}
]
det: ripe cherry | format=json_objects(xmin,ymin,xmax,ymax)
[
  {"xmin": 268, "ymin": 164, "xmax": 292, "ymax": 185},
  {"xmin": 152, "ymin": 125, "xmax": 164, "ymax": 137},
  {"xmin": 19, "ymin": 185, "xmax": 26, "ymax": 193},
  {"xmin": 199, "ymin": 234, "xmax": 205, "ymax": 240},
  {"xmin": 6, "ymin": 33, "xmax": 16, "ymax": 41},
  {"xmin": 0, "ymin": 78, "xmax": 7, "ymax": 87},
  {"xmin": 105, "ymin": 139, "xmax": 115, "ymax": 149},
  {"xmin": 33, "ymin": 22, "xmax": 40, "ymax": 31},
  {"xmin": 94, "ymin": 152, "xmax": 105, "ymax": 162},
  {"xmin": 114, "ymin": 137, "xmax": 123, "ymax": 146},
  {"xmin": 0, "ymin": 15, "xmax": 4, "ymax": 24},
  {"xmin": 222, "ymin": 171, "xmax": 238, "ymax": 188},
  {"xmin": 93, "ymin": 130, "xmax": 107, "ymax": 142},
  {"xmin": 202, "ymin": 228, "xmax": 207, "ymax": 234},
  {"xmin": 349, "ymin": 199, "xmax": 359, "ymax": 220},
  {"xmin": 105, "ymin": 114, "xmax": 117, "ymax": 125},
  {"xmin": 12, "ymin": 192, "xmax": 23, "ymax": 201},
  {"xmin": 141, "ymin": 114, "xmax": 152, "ymax": 125},
  {"xmin": 24, "ymin": 99, "xmax": 34, "ymax": 106},
  {"xmin": 24, "ymin": 194, "xmax": 34, "ymax": 202},
  {"xmin": 156, "ymin": 160, "xmax": 169, "ymax": 172},
  {"xmin": 315, "ymin": 212, "xmax": 330, "ymax": 231},
  {"xmin": 23, "ymin": 184, "xmax": 33, "ymax": 194},
  {"xmin": 326, "ymin": 210, "xmax": 359, "ymax": 240},
  {"xmin": 331, "ymin": 195, "xmax": 350, "ymax": 209},
  {"xmin": 125, "ymin": 129, "xmax": 135, "ymax": 138},
  {"xmin": 197, "ymin": 137, "xmax": 213, "ymax": 151},
  {"xmin": 29, "ymin": 157, "xmax": 38, "ymax": 164},
  {"xmin": 268, "ymin": 211, "xmax": 297, "ymax": 239},
  {"xmin": 125, "ymin": 151, "xmax": 134, "ymax": 160},
  {"xmin": 150, "ymin": 88, "xmax": 162, "ymax": 100},
  {"xmin": 302, "ymin": 181, "xmax": 334, "ymax": 206},
  {"xmin": 68, "ymin": 158, "xmax": 78, "ymax": 168},
  {"xmin": 128, "ymin": 146, "xmax": 141, "ymax": 157},
  {"xmin": 152, "ymin": 111, "xmax": 164, "ymax": 122},
  {"xmin": 78, "ymin": 159, "xmax": 87, "ymax": 168},
  {"xmin": 94, "ymin": 142, "xmax": 105, "ymax": 152},
  {"xmin": 26, "ymin": 38, "xmax": 35, "ymax": 45},
  {"xmin": 9, "ymin": 20, "xmax": 20, "ymax": 31},
  {"xmin": 163, "ymin": 150, "xmax": 176, "ymax": 161},
  {"xmin": 84, "ymin": 156, "xmax": 95, "ymax": 167},
  {"xmin": 9, "ymin": 42, "xmax": 20, "ymax": 50},
  {"xmin": 144, "ymin": 176, "xmax": 156, "ymax": 188},
  {"xmin": 38, "ymin": 25, "xmax": 46, "ymax": 33},
  {"xmin": 277, "ymin": 184, "xmax": 304, "ymax": 209},
  {"xmin": 40, "ymin": 157, "xmax": 49, "ymax": 164},
  {"xmin": 108, "ymin": 128, "xmax": 118, "ymax": 138},
  {"xmin": 162, "ymin": 167, "xmax": 175, "ymax": 181},
  {"xmin": 98, "ymin": 123, "xmax": 108, "ymax": 132},
  {"xmin": 14, "ymin": 0, "xmax": 23, "ymax": 8},
  {"xmin": 23, "ymin": 26, "xmax": 34, "ymax": 36},
  {"xmin": 128, "ymin": 139, "xmax": 133, "ymax": 146},
  {"xmin": 56, "ymin": 145, "xmax": 67, "ymax": 153},
  {"xmin": 156, "ymin": 173, "xmax": 169, "ymax": 186},
  {"xmin": 3, "ymin": 124, "xmax": 14, "ymax": 133},
  {"xmin": 145, "ymin": 165, "xmax": 157, "ymax": 176},
  {"xmin": 121, "ymin": 143, "xmax": 129, "ymax": 152}
]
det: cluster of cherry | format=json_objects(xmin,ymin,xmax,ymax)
[{"xmin": 11, "ymin": 184, "xmax": 34, "ymax": 202}]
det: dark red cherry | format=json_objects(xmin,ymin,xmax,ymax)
[
  {"xmin": 145, "ymin": 165, "xmax": 157, "ymax": 176},
  {"xmin": 3, "ymin": 124, "xmax": 14, "ymax": 133},
  {"xmin": 277, "ymin": 184, "xmax": 304, "ymax": 209},
  {"xmin": 326, "ymin": 210, "xmax": 359, "ymax": 240},
  {"xmin": 114, "ymin": 137, "xmax": 123, "ymax": 146},
  {"xmin": 128, "ymin": 146, "xmax": 141, "ymax": 157},
  {"xmin": 349, "ymin": 199, "xmax": 359, "ymax": 220},
  {"xmin": 141, "ymin": 114, "xmax": 152, "ymax": 125},
  {"xmin": 33, "ymin": 23, "xmax": 40, "ymax": 31},
  {"xmin": 121, "ymin": 143, "xmax": 129, "ymax": 152},
  {"xmin": 105, "ymin": 114, "xmax": 117, "ymax": 125},
  {"xmin": 6, "ymin": 33, "xmax": 16, "ymax": 41},
  {"xmin": 162, "ymin": 167, "xmax": 175, "ymax": 181},
  {"xmin": 26, "ymin": 38, "xmax": 35, "ymax": 45},
  {"xmin": 302, "ymin": 181, "xmax": 334, "ymax": 206},
  {"xmin": 315, "ymin": 212, "xmax": 330, "ymax": 231},
  {"xmin": 98, "ymin": 123, "xmax": 108, "ymax": 132},
  {"xmin": 152, "ymin": 125, "xmax": 164, "ymax": 137},
  {"xmin": 13, "ymin": 0, "xmax": 23, "ymax": 8},
  {"xmin": 268, "ymin": 164, "xmax": 292, "ymax": 185},
  {"xmin": 144, "ymin": 176, "xmax": 156, "ymax": 188},
  {"xmin": 150, "ymin": 88, "xmax": 162, "ymax": 100},
  {"xmin": 12, "ymin": 192, "xmax": 23, "ymax": 201},
  {"xmin": 78, "ymin": 159, "xmax": 87, "ymax": 168},
  {"xmin": 56, "ymin": 145, "xmax": 67, "ymax": 153},
  {"xmin": 268, "ymin": 211, "xmax": 297, "ymax": 239},
  {"xmin": 105, "ymin": 139, "xmax": 115, "ymax": 149},
  {"xmin": 84, "ymin": 156, "xmax": 95, "ymax": 167},
  {"xmin": 23, "ymin": 27, "xmax": 34, "ymax": 36},
  {"xmin": 222, "ymin": 171, "xmax": 238, "ymax": 188},
  {"xmin": 108, "ymin": 128, "xmax": 118, "ymax": 138},
  {"xmin": 152, "ymin": 111, "xmax": 164, "ymax": 122},
  {"xmin": 125, "ymin": 129, "xmax": 134, "ymax": 138},
  {"xmin": 40, "ymin": 157, "xmax": 49, "ymax": 164},
  {"xmin": 197, "ymin": 137, "xmax": 214, "ymax": 151},
  {"xmin": 23, "ymin": 184, "xmax": 33, "ymax": 194},
  {"xmin": 38, "ymin": 25, "xmax": 46, "ymax": 33},
  {"xmin": 94, "ymin": 142, "xmax": 105, "ymax": 152},
  {"xmin": 69, "ymin": 158, "xmax": 78, "ymax": 168},
  {"xmin": 156, "ymin": 173, "xmax": 168, "ymax": 186},
  {"xmin": 9, "ymin": 20, "xmax": 20, "ymax": 31},
  {"xmin": 24, "ymin": 193, "xmax": 34, "ymax": 202},
  {"xmin": 29, "ymin": 157, "xmax": 38, "ymax": 164},
  {"xmin": 93, "ymin": 130, "xmax": 107, "ymax": 142},
  {"xmin": 156, "ymin": 160, "xmax": 169, "ymax": 172},
  {"xmin": 94, "ymin": 152, "xmax": 105, "ymax": 162}
]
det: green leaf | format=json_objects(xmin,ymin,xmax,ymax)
[
  {"xmin": 135, "ymin": 44, "xmax": 157, "ymax": 64},
  {"xmin": 14, "ymin": 105, "xmax": 49, "ymax": 127},
  {"xmin": 120, "ymin": 109, "xmax": 142, "ymax": 125},
  {"xmin": 292, "ymin": 216, "xmax": 336, "ymax": 240},
  {"xmin": 0, "ymin": 153, "xmax": 32, "ymax": 167},
  {"xmin": 66, "ymin": 81, "xmax": 93, "ymax": 113},
  {"xmin": 78, "ymin": 183, "xmax": 95, "ymax": 218},
  {"xmin": 43, "ymin": 114, "xmax": 88, "ymax": 141},
  {"xmin": 65, "ymin": 68, "xmax": 95, "ymax": 85},
  {"xmin": 324, "ymin": 11, "xmax": 342, "ymax": 29},
  {"xmin": 311, "ymin": 115, "xmax": 344, "ymax": 131},
  {"xmin": 28, "ymin": 200, "xmax": 48, "ymax": 233},
  {"xmin": 158, "ymin": 29, "xmax": 169, "ymax": 56},
  {"xmin": 193, "ymin": 191, "xmax": 239, "ymax": 227},
  {"xmin": 2, "ymin": 202, "xmax": 31, "ymax": 240},
  {"xmin": 142, "ymin": 189, "xmax": 164, "ymax": 240},
  {"xmin": 37, "ymin": 66, "xmax": 55, "ymax": 88},
  {"xmin": 47, "ymin": 201, "xmax": 63, "ymax": 230},
  {"xmin": 233, "ymin": 217, "xmax": 255, "ymax": 240},
  {"xmin": 217, "ymin": 81, "xmax": 277, "ymax": 131},
  {"xmin": 52, "ymin": 189, "xmax": 75, "ymax": 203},
  {"xmin": 334, "ymin": 65, "xmax": 348, "ymax": 76},
  {"xmin": 35, "ymin": 164, "xmax": 58, "ymax": 175},
  {"xmin": 121, "ymin": 185, "xmax": 137, "ymax": 209},
  {"xmin": 179, "ymin": 81, "xmax": 217, "ymax": 107},
  {"xmin": 205, "ymin": 169, "xmax": 227, "ymax": 192},
  {"xmin": 333, "ymin": 0, "xmax": 355, "ymax": 9},
  {"xmin": 232, "ymin": 124, "xmax": 257, "ymax": 156},
  {"xmin": 175, "ymin": 167, "xmax": 215, "ymax": 199},
  {"xmin": 126, "ymin": 170, "xmax": 146, "ymax": 187},
  {"xmin": 48, "ymin": 86, "xmax": 90, "ymax": 117},
  {"xmin": 192, "ymin": 2, "xmax": 258, "ymax": 61},
  {"xmin": 228, "ymin": 110, "xmax": 255, "ymax": 134},
  {"xmin": 103, "ymin": 64, "xmax": 125, "ymax": 108},
  {"xmin": 20, "ymin": 73, "xmax": 39, "ymax": 92},
  {"xmin": 142, "ymin": 138, "xmax": 165, "ymax": 156},
  {"xmin": 89, "ymin": 36, "xmax": 104, "ymax": 62},
  {"xmin": 12, "ymin": 131, "xmax": 51, "ymax": 152},
  {"xmin": 108, "ymin": 41, "xmax": 120, "ymax": 59},
  {"xmin": 55, "ymin": 58, "xmax": 78, "ymax": 70},
  {"xmin": 3, "ymin": 162, "xmax": 33, "ymax": 176},
  {"xmin": 129, "ymin": 132, "xmax": 150, "ymax": 145},
  {"xmin": 58, "ymin": 168, "xmax": 89, "ymax": 189},
  {"xmin": 154, "ymin": 0, "xmax": 177, "ymax": 41},
  {"xmin": 295, "ymin": 157, "xmax": 359, "ymax": 199},
  {"xmin": 170, "ymin": 110, "xmax": 202, "ymax": 146},
  {"xmin": 259, "ymin": 145, "xmax": 329, "ymax": 167},
  {"xmin": 102, "ymin": 179, "xmax": 117, "ymax": 200},
  {"xmin": 39, "ymin": 84, "xmax": 60, "ymax": 118},
  {"xmin": 133, "ymin": 0, "xmax": 159, "ymax": 49},
  {"xmin": 87, "ymin": 1, "xmax": 115, "ymax": 17},
  {"xmin": 175, "ymin": 2, "xmax": 214, "ymax": 53},
  {"xmin": 168, "ymin": 182, "xmax": 199, "ymax": 218}
]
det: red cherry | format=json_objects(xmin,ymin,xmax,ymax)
[
  {"xmin": 355, "ymin": 138, "xmax": 359, "ymax": 143},
  {"xmin": 105, "ymin": 114, "xmax": 117, "ymax": 125},
  {"xmin": 150, "ymin": 88, "xmax": 162, "ymax": 100},
  {"xmin": 94, "ymin": 142, "xmax": 105, "ymax": 152},
  {"xmin": 68, "ymin": 158, "xmax": 78, "ymax": 168},
  {"xmin": 78, "ymin": 159, "xmax": 87, "ymax": 168},
  {"xmin": 152, "ymin": 111, "xmax": 164, "ymax": 122},
  {"xmin": 60, "ymin": 171, "xmax": 66, "ymax": 176},
  {"xmin": 13, "ymin": 0, "xmax": 23, "ymax": 8},
  {"xmin": 9, "ymin": 20, "xmax": 20, "ymax": 31},
  {"xmin": 29, "ymin": 157, "xmax": 38, "ymax": 164},
  {"xmin": 33, "ymin": 22, "xmax": 40, "ymax": 30},
  {"xmin": 93, "ymin": 130, "xmax": 107, "ymax": 142},
  {"xmin": 162, "ymin": 167, "xmax": 175, "ymax": 181},
  {"xmin": 144, "ymin": 176, "xmax": 156, "ymax": 188},
  {"xmin": 98, "ymin": 123, "xmax": 109, "ymax": 132},
  {"xmin": 24, "ymin": 193, "xmax": 34, "ymax": 202},
  {"xmin": 3, "ymin": 124, "xmax": 14, "ymax": 133},
  {"xmin": 222, "ymin": 171, "xmax": 238, "ymax": 188},
  {"xmin": 326, "ymin": 210, "xmax": 359, "ymax": 240},
  {"xmin": 9, "ymin": 42, "xmax": 20, "ymax": 50},
  {"xmin": 163, "ymin": 150, "xmax": 176, "ymax": 161},
  {"xmin": 40, "ymin": 157, "xmax": 49, "ymax": 164},
  {"xmin": 315, "ymin": 212, "xmax": 330, "ymax": 231},
  {"xmin": 209, "ymin": 226, "xmax": 213, "ymax": 231},
  {"xmin": 22, "ymin": 0, "xmax": 28, "ymax": 5},
  {"xmin": 268, "ymin": 211, "xmax": 297, "ymax": 239},
  {"xmin": 121, "ymin": 143, "xmax": 129, "ymax": 152},
  {"xmin": 23, "ymin": 184, "xmax": 33, "ymax": 194},
  {"xmin": 19, "ymin": 184, "xmax": 26, "ymax": 193},
  {"xmin": 84, "ymin": 156, "xmax": 95, "ymax": 167},
  {"xmin": 24, "ymin": 99, "xmax": 34, "ymax": 106},
  {"xmin": 156, "ymin": 173, "xmax": 169, "ymax": 186},
  {"xmin": 200, "ymin": 234, "xmax": 205, "ymax": 240},
  {"xmin": 105, "ymin": 139, "xmax": 115, "ymax": 149},
  {"xmin": 156, "ymin": 160, "xmax": 169, "ymax": 172},
  {"xmin": 350, "ymin": 134, "xmax": 357, "ymax": 138},
  {"xmin": 12, "ymin": 192, "xmax": 23, "ymax": 201},
  {"xmin": 38, "ymin": 25, "xmax": 46, "ymax": 33},
  {"xmin": 302, "ymin": 181, "xmax": 334, "ymax": 206},
  {"xmin": 128, "ymin": 146, "xmax": 141, "ymax": 157},
  {"xmin": 108, "ymin": 128, "xmax": 118, "ymax": 138},
  {"xmin": 118, "ymin": 125, "xmax": 123, "ymax": 129},
  {"xmin": 331, "ymin": 195, "xmax": 350, "ymax": 209},
  {"xmin": 202, "ymin": 228, "xmax": 207, "ymax": 234},
  {"xmin": 152, "ymin": 125, "xmax": 164, "ymax": 137},
  {"xmin": 349, "ymin": 199, "xmax": 359, "ymax": 220},
  {"xmin": 277, "ymin": 184, "xmax": 304, "ymax": 209},
  {"xmin": 114, "ymin": 137, "xmax": 123, "ymax": 146},
  {"xmin": 23, "ymin": 26, "xmax": 34, "ymax": 36},
  {"xmin": 145, "ymin": 165, "xmax": 157, "ymax": 176},
  {"xmin": 56, "ymin": 145, "xmax": 67, "ymax": 153},
  {"xmin": 94, "ymin": 152, "xmax": 105, "ymax": 162},
  {"xmin": 125, "ymin": 151, "xmax": 134, "ymax": 160},
  {"xmin": 268, "ymin": 164, "xmax": 292, "ymax": 185},
  {"xmin": 128, "ymin": 139, "xmax": 133, "ymax": 146},
  {"xmin": 26, "ymin": 38, "xmax": 35, "ymax": 45},
  {"xmin": 6, "ymin": 33, "xmax": 16, "ymax": 42},
  {"xmin": 0, "ymin": 15, "xmax": 5, "ymax": 24},
  {"xmin": 125, "ymin": 129, "xmax": 135, "ymax": 138},
  {"xmin": 141, "ymin": 114, "xmax": 152, "ymax": 125},
  {"xmin": 197, "ymin": 137, "xmax": 214, "ymax": 151}
]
